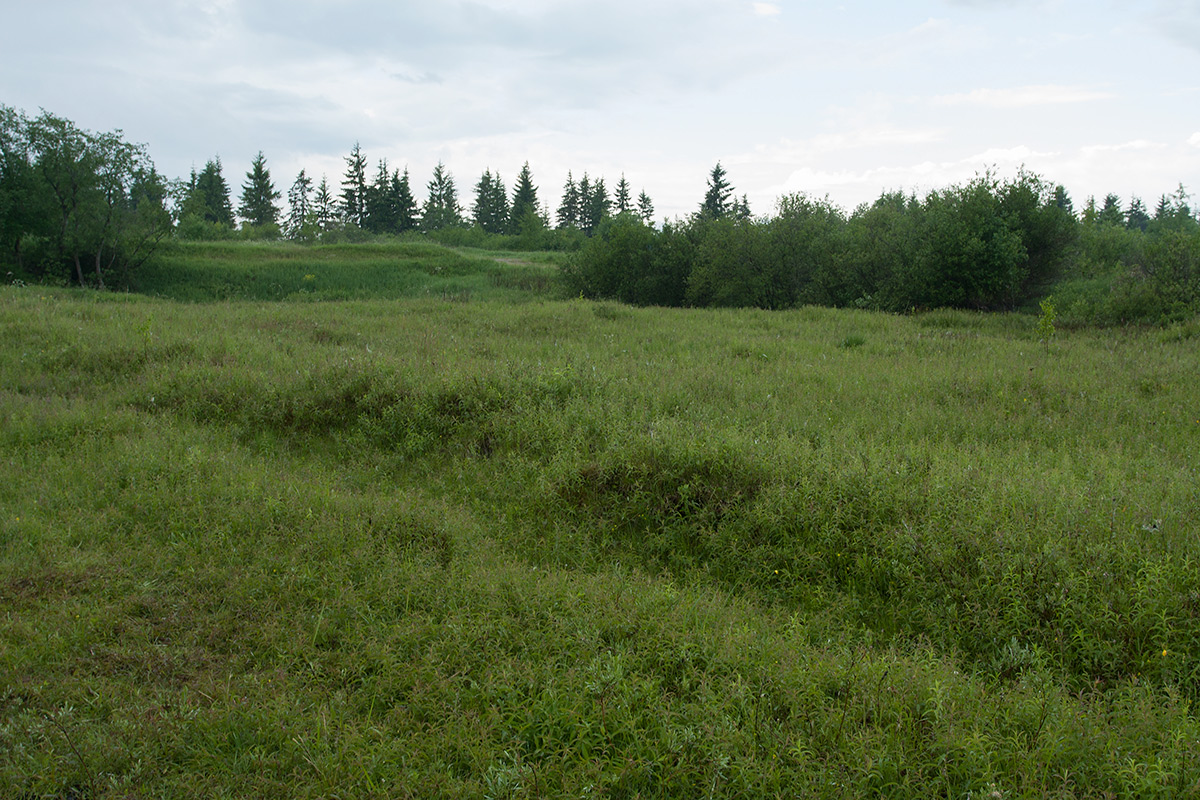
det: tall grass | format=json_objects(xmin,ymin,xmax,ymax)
[{"xmin": 2, "ymin": 285, "xmax": 1200, "ymax": 797}]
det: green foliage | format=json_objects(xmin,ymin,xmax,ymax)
[
  {"xmin": 283, "ymin": 168, "xmax": 314, "ymax": 241},
  {"xmin": 421, "ymin": 161, "xmax": 463, "ymax": 231},
  {"xmin": 188, "ymin": 157, "xmax": 235, "ymax": 228},
  {"xmin": 568, "ymin": 167, "xmax": 1198, "ymax": 322},
  {"xmin": 362, "ymin": 161, "xmax": 418, "ymax": 236},
  {"xmin": 237, "ymin": 151, "xmax": 280, "ymax": 231},
  {"xmin": 0, "ymin": 106, "xmax": 172, "ymax": 287},
  {"xmin": 471, "ymin": 169, "xmax": 510, "ymax": 234},
  {"xmin": 1035, "ymin": 295, "xmax": 1057, "ymax": 342},
  {"xmin": 4, "ymin": 290, "xmax": 1200, "ymax": 796},
  {"xmin": 699, "ymin": 161, "xmax": 734, "ymax": 220},
  {"xmin": 339, "ymin": 142, "xmax": 368, "ymax": 227},
  {"xmin": 507, "ymin": 162, "xmax": 540, "ymax": 235},
  {"xmin": 562, "ymin": 215, "xmax": 691, "ymax": 306}
]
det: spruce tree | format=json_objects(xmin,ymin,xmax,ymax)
[
  {"xmin": 394, "ymin": 168, "xmax": 418, "ymax": 232},
  {"xmin": 340, "ymin": 142, "xmax": 368, "ymax": 227},
  {"xmin": 582, "ymin": 176, "xmax": 609, "ymax": 235},
  {"xmin": 421, "ymin": 161, "xmax": 462, "ymax": 231},
  {"xmin": 472, "ymin": 169, "xmax": 509, "ymax": 233},
  {"xmin": 509, "ymin": 162, "xmax": 539, "ymax": 233},
  {"xmin": 238, "ymin": 151, "xmax": 280, "ymax": 230},
  {"xmin": 194, "ymin": 157, "xmax": 234, "ymax": 227},
  {"xmin": 1052, "ymin": 185, "xmax": 1074, "ymax": 216},
  {"xmin": 488, "ymin": 171, "xmax": 509, "ymax": 233},
  {"xmin": 314, "ymin": 174, "xmax": 338, "ymax": 232},
  {"xmin": 364, "ymin": 159, "xmax": 398, "ymax": 234},
  {"xmin": 1098, "ymin": 193, "xmax": 1123, "ymax": 226},
  {"xmin": 700, "ymin": 162, "xmax": 733, "ymax": 220},
  {"xmin": 284, "ymin": 169, "xmax": 313, "ymax": 240},
  {"xmin": 1125, "ymin": 196, "xmax": 1150, "ymax": 232},
  {"xmin": 1154, "ymin": 194, "xmax": 1172, "ymax": 222},
  {"xmin": 637, "ymin": 190, "xmax": 654, "ymax": 225},
  {"xmin": 556, "ymin": 171, "xmax": 579, "ymax": 229},
  {"xmin": 614, "ymin": 174, "xmax": 632, "ymax": 214},
  {"xmin": 730, "ymin": 193, "xmax": 752, "ymax": 221}
]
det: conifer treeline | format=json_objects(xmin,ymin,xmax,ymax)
[{"xmin": 175, "ymin": 142, "xmax": 658, "ymax": 243}]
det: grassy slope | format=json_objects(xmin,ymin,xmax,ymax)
[
  {"xmin": 130, "ymin": 240, "xmax": 562, "ymax": 303},
  {"xmin": 2, "ymin": 281, "xmax": 1200, "ymax": 797}
]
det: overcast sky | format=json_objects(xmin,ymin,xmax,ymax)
[{"xmin": 4, "ymin": 0, "xmax": 1199, "ymax": 221}]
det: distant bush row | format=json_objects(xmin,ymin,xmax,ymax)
[{"xmin": 561, "ymin": 172, "xmax": 1200, "ymax": 324}]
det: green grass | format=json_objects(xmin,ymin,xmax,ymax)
[
  {"xmin": 130, "ymin": 240, "xmax": 561, "ymax": 303},
  {"xmin": 3, "ymin": 283, "xmax": 1200, "ymax": 797}
]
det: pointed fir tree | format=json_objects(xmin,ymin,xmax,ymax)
[
  {"xmin": 1098, "ymin": 193, "xmax": 1123, "ymax": 226},
  {"xmin": 556, "ymin": 171, "xmax": 580, "ymax": 229},
  {"xmin": 472, "ymin": 169, "xmax": 509, "ymax": 233},
  {"xmin": 1052, "ymin": 185, "xmax": 1074, "ymax": 216},
  {"xmin": 364, "ymin": 158, "xmax": 399, "ymax": 234},
  {"xmin": 238, "ymin": 151, "xmax": 281, "ymax": 230},
  {"xmin": 509, "ymin": 162, "xmax": 540, "ymax": 234},
  {"xmin": 314, "ymin": 174, "xmax": 338, "ymax": 233},
  {"xmin": 637, "ymin": 190, "xmax": 655, "ymax": 225},
  {"xmin": 394, "ymin": 167, "xmax": 418, "ymax": 232},
  {"xmin": 1125, "ymin": 196, "xmax": 1150, "ymax": 232},
  {"xmin": 488, "ymin": 171, "xmax": 509, "ymax": 232},
  {"xmin": 1080, "ymin": 196, "xmax": 1098, "ymax": 226},
  {"xmin": 730, "ymin": 193, "xmax": 751, "ymax": 221},
  {"xmin": 284, "ymin": 169, "xmax": 313, "ymax": 240},
  {"xmin": 614, "ymin": 174, "xmax": 632, "ymax": 214},
  {"xmin": 582, "ymin": 176, "xmax": 609, "ymax": 235},
  {"xmin": 700, "ymin": 162, "xmax": 733, "ymax": 220},
  {"xmin": 421, "ymin": 161, "xmax": 462, "ymax": 231},
  {"xmin": 1154, "ymin": 194, "xmax": 1173, "ymax": 222},
  {"xmin": 194, "ymin": 156, "xmax": 234, "ymax": 227},
  {"xmin": 340, "ymin": 142, "xmax": 368, "ymax": 227},
  {"xmin": 177, "ymin": 166, "xmax": 205, "ymax": 222}
]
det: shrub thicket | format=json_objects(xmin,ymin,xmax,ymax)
[{"xmin": 565, "ymin": 172, "xmax": 1200, "ymax": 324}]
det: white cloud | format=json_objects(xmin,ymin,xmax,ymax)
[
  {"xmin": 741, "ymin": 127, "xmax": 946, "ymax": 164},
  {"xmin": 1189, "ymin": 132, "xmax": 1200, "ymax": 148},
  {"xmin": 752, "ymin": 3, "xmax": 782, "ymax": 15},
  {"xmin": 1080, "ymin": 140, "xmax": 1165, "ymax": 158},
  {"xmin": 934, "ymin": 85, "xmax": 1114, "ymax": 107}
]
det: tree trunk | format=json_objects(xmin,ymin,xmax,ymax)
[
  {"xmin": 94, "ymin": 248, "xmax": 106, "ymax": 290},
  {"xmin": 73, "ymin": 252, "xmax": 85, "ymax": 287}
]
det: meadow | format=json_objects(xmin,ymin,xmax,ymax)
[{"xmin": 3, "ymin": 242, "xmax": 1200, "ymax": 798}]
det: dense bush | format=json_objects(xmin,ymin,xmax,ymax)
[
  {"xmin": 1, "ymin": 106, "xmax": 172, "ymax": 288},
  {"xmin": 567, "ymin": 171, "xmax": 1200, "ymax": 323}
]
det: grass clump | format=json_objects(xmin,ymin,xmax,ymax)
[{"xmin": 3, "ymin": 284, "xmax": 1200, "ymax": 797}]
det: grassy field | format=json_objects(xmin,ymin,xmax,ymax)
[
  {"xmin": 130, "ymin": 240, "xmax": 563, "ymax": 303},
  {"xmin": 3, "ymin": 258, "xmax": 1200, "ymax": 797}
]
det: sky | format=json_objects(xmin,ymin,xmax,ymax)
[{"xmin": 3, "ymin": 0, "xmax": 1199, "ymax": 222}]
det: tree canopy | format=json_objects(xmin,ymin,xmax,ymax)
[{"xmin": 0, "ymin": 106, "xmax": 171, "ymax": 287}]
